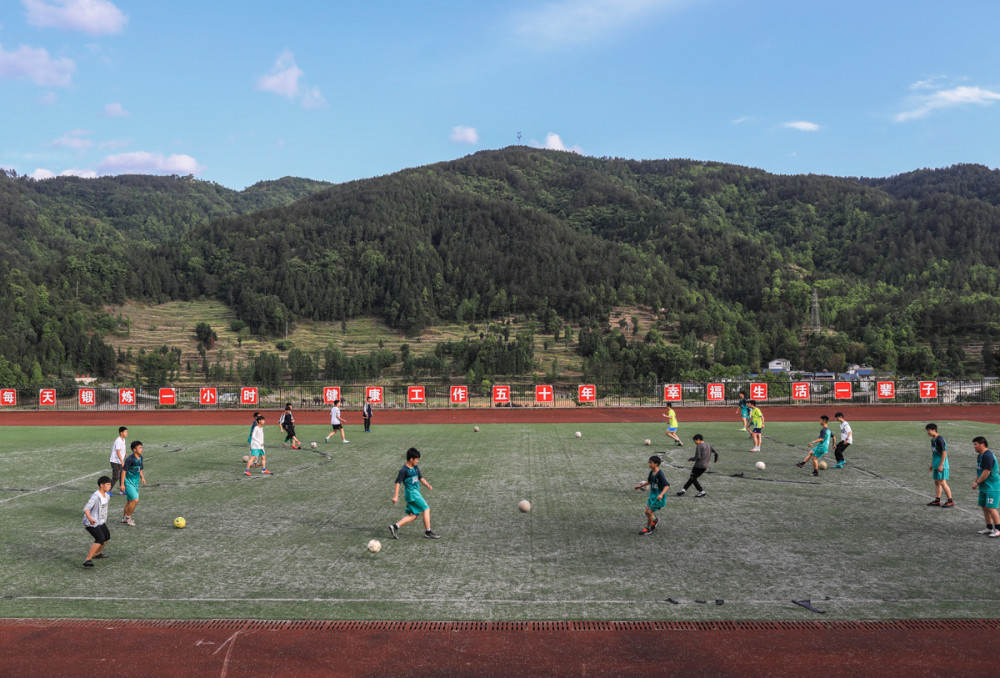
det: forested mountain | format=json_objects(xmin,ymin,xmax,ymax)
[{"xmin": 2, "ymin": 150, "xmax": 1000, "ymax": 386}]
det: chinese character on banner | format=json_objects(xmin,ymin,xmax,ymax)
[
  {"xmin": 535, "ymin": 385, "xmax": 554, "ymax": 402},
  {"xmin": 877, "ymin": 382, "xmax": 895, "ymax": 399},
  {"xmin": 750, "ymin": 383, "xmax": 768, "ymax": 401},
  {"xmin": 240, "ymin": 387, "xmax": 258, "ymax": 405},
  {"xmin": 578, "ymin": 384, "xmax": 596, "ymax": 402},
  {"xmin": 450, "ymin": 386, "xmax": 468, "ymax": 403},
  {"xmin": 834, "ymin": 382, "xmax": 852, "ymax": 400},
  {"xmin": 119, "ymin": 388, "xmax": 135, "ymax": 406},
  {"xmin": 40, "ymin": 389, "xmax": 56, "ymax": 406},
  {"xmin": 706, "ymin": 383, "xmax": 725, "ymax": 401},
  {"xmin": 79, "ymin": 389, "xmax": 96, "ymax": 406},
  {"xmin": 323, "ymin": 387, "xmax": 341, "ymax": 404},
  {"xmin": 366, "ymin": 386, "xmax": 383, "ymax": 403},
  {"xmin": 159, "ymin": 388, "xmax": 176, "ymax": 405},
  {"xmin": 663, "ymin": 383, "xmax": 682, "ymax": 401},
  {"xmin": 199, "ymin": 387, "xmax": 217, "ymax": 405},
  {"xmin": 0, "ymin": 389, "xmax": 16, "ymax": 406},
  {"xmin": 407, "ymin": 386, "xmax": 425, "ymax": 404},
  {"xmin": 919, "ymin": 381, "xmax": 938, "ymax": 399},
  {"xmin": 792, "ymin": 382, "xmax": 810, "ymax": 400},
  {"xmin": 493, "ymin": 385, "xmax": 510, "ymax": 403}
]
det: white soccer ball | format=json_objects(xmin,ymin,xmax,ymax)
[
  {"xmin": 474, "ymin": 426, "xmax": 480, "ymax": 432},
  {"xmin": 644, "ymin": 439, "xmax": 651, "ymax": 446},
  {"xmin": 575, "ymin": 431, "xmax": 582, "ymax": 438},
  {"xmin": 755, "ymin": 461, "xmax": 766, "ymax": 471},
  {"xmin": 367, "ymin": 539, "xmax": 381, "ymax": 553},
  {"xmin": 518, "ymin": 499, "xmax": 531, "ymax": 513},
  {"xmin": 310, "ymin": 441, "xmax": 318, "ymax": 449},
  {"xmin": 242, "ymin": 455, "xmax": 250, "ymax": 463}
]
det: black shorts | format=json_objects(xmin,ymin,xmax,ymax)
[
  {"xmin": 86, "ymin": 524, "xmax": 111, "ymax": 544},
  {"xmin": 284, "ymin": 425, "xmax": 297, "ymax": 438},
  {"xmin": 330, "ymin": 424, "xmax": 343, "ymax": 431}
]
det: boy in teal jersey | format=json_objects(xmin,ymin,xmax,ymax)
[
  {"xmin": 634, "ymin": 455, "xmax": 669, "ymax": 535},
  {"xmin": 738, "ymin": 391, "xmax": 750, "ymax": 432},
  {"xmin": 925, "ymin": 423, "xmax": 954, "ymax": 507},
  {"xmin": 389, "ymin": 448, "xmax": 439, "ymax": 539},
  {"xmin": 797, "ymin": 415, "xmax": 832, "ymax": 477},
  {"xmin": 662, "ymin": 403, "xmax": 683, "ymax": 446},
  {"xmin": 121, "ymin": 440, "xmax": 145, "ymax": 526},
  {"xmin": 971, "ymin": 436, "xmax": 1000, "ymax": 537}
]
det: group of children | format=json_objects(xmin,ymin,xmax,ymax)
[{"xmin": 82, "ymin": 428, "xmax": 145, "ymax": 566}]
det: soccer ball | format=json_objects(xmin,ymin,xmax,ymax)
[
  {"xmin": 474, "ymin": 426, "xmax": 480, "ymax": 432},
  {"xmin": 242, "ymin": 455, "xmax": 250, "ymax": 463},
  {"xmin": 310, "ymin": 441, "xmax": 318, "ymax": 449},
  {"xmin": 574, "ymin": 431, "xmax": 582, "ymax": 438},
  {"xmin": 644, "ymin": 439, "xmax": 651, "ymax": 446},
  {"xmin": 174, "ymin": 517, "xmax": 186, "ymax": 529},
  {"xmin": 819, "ymin": 461, "xmax": 828, "ymax": 470},
  {"xmin": 755, "ymin": 461, "xmax": 766, "ymax": 471},
  {"xmin": 367, "ymin": 539, "xmax": 381, "ymax": 553},
  {"xmin": 518, "ymin": 499, "xmax": 531, "ymax": 513}
]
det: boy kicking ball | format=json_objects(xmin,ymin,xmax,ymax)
[
  {"xmin": 634, "ymin": 455, "xmax": 669, "ymax": 535},
  {"xmin": 797, "ymin": 415, "xmax": 832, "ymax": 477},
  {"xmin": 389, "ymin": 447, "xmax": 439, "ymax": 539}
]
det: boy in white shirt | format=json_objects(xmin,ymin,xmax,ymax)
[
  {"xmin": 325, "ymin": 400, "xmax": 349, "ymax": 444},
  {"xmin": 833, "ymin": 412, "xmax": 852, "ymax": 469},
  {"xmin": 82, "ymin": 476, "xmax": 113, "ymax": 567}
]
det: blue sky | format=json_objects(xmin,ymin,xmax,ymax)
[{"xmin": 1, "ymin": 0, "xmax": 998, "ymax": 189}]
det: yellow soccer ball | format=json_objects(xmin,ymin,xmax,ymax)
[{"xmin": 174, "ymin": 517, "xmax": 186, "ymax": 529}]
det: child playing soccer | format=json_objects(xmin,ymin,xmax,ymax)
[
  {"xmin": 677, "ymin": 434, "xmax": 717, "ymax": 497},
  {"xmin": 749, "ymin": 401, "xmax": 765, "ymax": 452},
  {"xmin": 279, "ymin": 403, "xmax": 303, "ymax": 449},
  {"xmin": 926, "ymin": 423, "xmax": 954, "ymax": 507},
  {"xmin": 738, "ymin": 391, "xmax": 750, "ymax": 432},
  {"xmin": 246, "ymin": 415, "xmax": 272, "ymax": 475},
  {"xmin": 390, "ymin": 448, "xmax": 439, "ymax": 539},
  {"xmin": 972, "ymin": 436, "xmax": 1000, "ymax": 537},
  {"xmin": 325, "ymin": 400, "xmax": 349, "ymax": 444},
  {"xmin": 797, "ymin": 415, "xmax": 832, "ymax": 476},
  {"xmin": 121, "ymin": 441, "xmax": 146, "ymax": 526},
  {"xmin": 662, "ymin": 404, "xmax": 683, "ymax": 446},
  {"xmin": 82, "ymin": 476, "xmax": 113, "ymax": 567},
  {"xmin": 634, "ymin": 455, "xmax": 669, "ymax": 535},
  {"xmin": 833, "ymin": 412, "xmax": 852, "ymax": 468}
]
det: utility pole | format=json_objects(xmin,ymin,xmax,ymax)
[{"xmin": 810, "ymin": 288, "xmax": 821, "ymax": 331}]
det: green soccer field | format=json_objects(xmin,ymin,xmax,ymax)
[{"xmin": 1, "ymin": 419, "xmax": 997, "ymax": 621}]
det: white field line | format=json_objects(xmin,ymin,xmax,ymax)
[{"xmin": 0, "ymin": 470, "xmax": 105, "ymax": 505}]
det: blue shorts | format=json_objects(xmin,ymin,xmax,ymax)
[
  {"xmin": 811, "ymin": 447, "xmax": 829, "ymax": 459},
  {"xmin": 978, "ymin": 491, "xmax": 999, "ymax": 508},
  {"xmin": 251, "ymin": 448, "xmax": 265, "ymax": 457},
  {"xmin": 667, "ymin": 427, "xmax": 678, "ymax": 433},
  {"xmin": 752, "ymin": 427, "xmax": 762, "ymax": 434},
  {"xmin": 405, "ymin": 494, "xmax": 429, "ymax": 516}
]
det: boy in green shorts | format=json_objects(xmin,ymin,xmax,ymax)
[
  {"xmin": 971, "ymin": 436, "xmax": 1000, "ymax": 537},
  {"xmin": 121, "ymin": 441, "xmax": 146, "ymax": 526},
  {"xmin": 797, "ymin": 415, "xmax": 832, "ymax": 477},
  {"xmin": 389, "ymin": 448, "xmax": 439, "ymax": 539},
  {"xmin": 634, "ymin": 455, "xmax": 669, "ymax": 535},
  {"xmin": 925, "ymin": 423, "xmax": 954, "ymax": 507},
  {"xmin": 246, "ymin": 415, "xmax": 271, "ymax": 475}
]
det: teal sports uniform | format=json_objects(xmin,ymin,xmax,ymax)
[
  {"xmin": 396, "ymin": 464, "xmax": 429, "ymax": 515},
  {"xmin": 976, "ymin": 449, "xmax": 1000, "ymax": 509},
  {"xmin": 646, "ymin": 469, "xmax": 668, "ymax": 512},
  {"xmin": 739, "ymin": 396, "xmax": 750, "ymax": 418},
  {"xmin": 122, "ymin": 453, "xmax": 143, "ymax": 501},
  {"xmin": 811, "ymin": 427, "xmax": 832, "ymax": 458},
  {"xmin": 931, "ymin": 435, "xmax": 949, "ymax": 480}
]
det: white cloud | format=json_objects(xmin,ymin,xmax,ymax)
[
  {"xmin": 515, "ymin": 0, "xmax": 676, "ymax": 45},
  {"xmin": 39, "ymin": 91, "xmax": 59, "ymax": 105},
  {"xmin": 103, "ymin": 101, "xmax": 128, "ymax": 117},
  {"xmin": 22, "ymin": 0, "xmax": 127, "ymax": 36},
  {"xmin": 540, "ymin": 132, "xmax": 583, "ymax": 154},
  {"xmin": 0, "ymin": 42, "xmax": 75, "ymax": 87},
  {"xmin": 29, "ymin": 167, "xmax": 98, "ymax": 180},
  {"xmin": 731, "ymin": 116, "xmax": 750, "ymax": 124},
  {"xmin": 256, "ymin": 50, "xmax": 327, "ymax": 109},
  {"xmin": 782, "ymin": 121, "xmax": 821, "ymax": 132},
  {"xmin": 29, "ymin": 168, "xmax": 56, "ymax": 180},
  {"xmin": 52, "ymin": 129, "xmax": 92, "ymax": 149},
  {"xmin": 97, "ymin": 151, "xmax": 203, "ymax": 175},
  {"xmin": 895, "ymin": 85, "xmax": 1000, "ymax": 122},
  {"xmin": 449, "ymin": 126, "xmax": 479, "ymax": 144}
]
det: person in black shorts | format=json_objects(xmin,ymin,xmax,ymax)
[
  {"xmin": 280, "ymin": 403, "xmax": 303, "ymax": 450},
  {"xmin": 82, "ymin": 476, "xmax": 113, "ymax": 567}
]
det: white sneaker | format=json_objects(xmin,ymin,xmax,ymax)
[
  {"xmin": 978, "ymin": 527, "xmax": 993, "ymax": 534},
  {"xmin": 343, "ymin": 440, "xmax": 350, "ymax": 444},
  {"xmin": 990, "ymin": 529, "xmax": 1000, "ymax": 538}
]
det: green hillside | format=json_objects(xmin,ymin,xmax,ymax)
[{"xmin": 2, "ymin": 151, "xmax": 1000, "ymax": 386}]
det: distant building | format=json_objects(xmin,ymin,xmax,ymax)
[{"xmin": 768, "ymin": 359, "xmax": 792, "ymax": 373}]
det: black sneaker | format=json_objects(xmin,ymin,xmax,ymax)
[
  {"xmin": 811, "ymin": 470, "xmax": 819, "ymax": 477},
  {"xmin": 639, "ymin": 527, "xmax": 652, "ymax": 535},
  {"xmin": 653, "ymin": 517, "xmax": 660, "ymax": 528},
  {"xmin": 676, "ymin": 489, "xmax": 686, "ymax": 496},
  {"xmin": 94, "ymin": 553, "xmax": 107, "ymax": 559},
  {"xmin": 927, "ymin": 499, "xmax": 941, "ymax": 506},
  {"xmin": 942, "ymin": 499, "xmax": 955, "ymax": 508},
  {"xmin": 424, "ymin": 530, "xmax": 440, "ymax": 539},
  {"xmin": 389, "ymin": 524, "xmax": 399, "ymax": 539},
  {"xmin": 675, "ymin": 441, "xmax": 684, "ymax": 446},
  {"xmin": 796, "ymin": 462, "xmax": 806, "ymax": 468},
  {"xmin": 82, "ymin": 560, "xmax": 94, "ymax": 567}
]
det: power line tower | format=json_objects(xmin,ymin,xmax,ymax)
[{"xmin": 810, "ymin": 288, "xmax": 821, "ymax": 331}]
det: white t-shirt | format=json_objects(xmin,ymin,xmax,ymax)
[
  {"xmin": 250, "ymin": 425, "xmax": 265, "ymax": 451},
  {"xmin": 110, "ymin": 436, "xmax": 127, "ymax": 465},
  {"xmin": 839, "ymin": 420, "xmax": 853, "ymax": 445},
  {"xmin": 330, "ymin": 406, "xmax": 341, "ymax": 425}
]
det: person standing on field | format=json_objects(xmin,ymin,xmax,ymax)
[
  {"xmin": 925, "ymin": 423, "xmax": 954, "ymax": 507},
  {"xmin": 109, "ymin": 426, "xmax": 128, "ymax": 495},
  {"xmin": 82, "ymin": 476, "xmax": 113, "ymax": 567},
  {"xmin": 972, "ymin": 436, "xmax": 1000, "ymax": 537},
  {"xmin": 676, "ymin": 434, "xmax": 717, "ymax": 497},
  {"xmin": 833, "ymin": 412, "xmax": 852, "ymax": 468},
  {"xmin": 325, "ymin": 399, "xmax": 349, "ymax": 444},
  {"xmin": 662, "ymin": 403, "xmax": 683, "ymax": 446},
  {"xmin": 121, "ymin": 440, "xmax": 146, "ymax": 526},
  {"xmin": 363, "ymin": 396, "xmax": 374, "ymax": 433}
]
